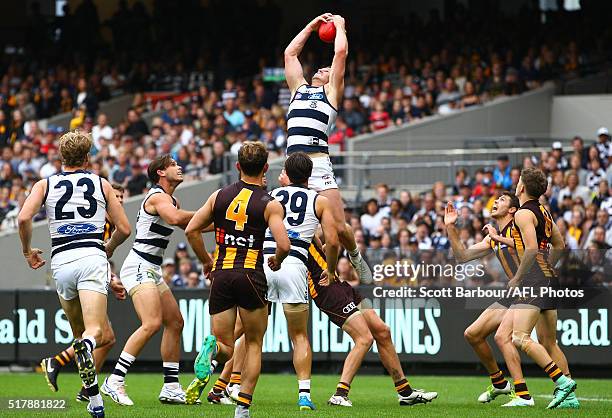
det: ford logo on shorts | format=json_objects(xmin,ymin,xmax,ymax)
[{"xmin": 58, "ymin": 223, "xmax": 97, "ymax": 235}]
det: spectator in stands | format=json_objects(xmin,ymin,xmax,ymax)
[
  {"xmin": 208, "ymin": 140, "xmax": 227, "ymax": 175},
  {"xmin": 126, "ymin": 163, "xmax": 148, "ymax": 196},
  {"xmin": 162, "ymin": 258, "xmax": 176, "ymax": 287},
  {"xmin": 223, "ymin": 98, "xmax": 244, "ymax": 129},
  {"xmin": 493, "ymin": 155, "xmax": 512, "ymax": 189},
  {"xmin": 125, "ymin": 108, "xmax": 149, "ymax": 138},
  {"xmin": 369, "ymin": 101, "xmax": 390, "ymax": 131},
  {"xmin": 92, "ymin": 113, "xmax": 113, "ymax": 150},
  {"xmin": 110, "ymin": 152, "xmax": 131, "ymax": 184},
  {"xmin": 74, "ymin": 77, "xmax": 98, "ymax": 117},
  {"xmin": 341, "ymin": 98, "xmax": 365, "ymax": 133},
  {"xmin": 551, "ymin": 141, "xmax": 569, "ymax": 170},
  {"xmin": 596, "ymin": 127, "xmax": 612, "ymax": 164},
  {"xmin": 186, "ymin": 271, "xmax": 205, "ymax": 289},
  {"xmin": 361, "ymin": 198, "xmax": 384, "ymax": 238}
]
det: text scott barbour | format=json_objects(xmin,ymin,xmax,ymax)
[{"xmin": 373, "ymin": 287, "xmax": 585, "ymax": 299}]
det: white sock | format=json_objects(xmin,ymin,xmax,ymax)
[
  {"xmin": 298, "ymin": 379, "xmax": 311, "ymax": 399},
  {"xmin": 89, "ymin": 393, "xmax": 103, "ymax": 408},
  {"xmin": 82, "ymin": 335, "xmax": 97, "ymax": 352},
  {"xmin": 163, "ymin": 361, "xmax": 180, "ymax": 385},
  {"xmin": 109, "ymin": 351, "xmax": 136, "ymax": 384}
]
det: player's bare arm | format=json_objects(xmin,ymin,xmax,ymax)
[
  {"xmin": 316, "ymin": 195, "xmax": 339, "ymax": 282},
  {"xmin": 509, "ymin": 209, "xmax": 539, "ymax": 287},
  {"xmin": 185, "ymin": 191, "xmax": 218, "ymax": 276},
  {"xmin": 265, "ymin": 200, "xmax": 290, "ymax": 271},
  {"xmin": 326, "ymin": 14, "xmax": 348, "ymax": 108},
  {"xmin": 482, "ymin": 224, "xmax": 515, "ymax": 248},
  {"xmin": 17, "ymin": 179, "xmax": 47, "ymax": 269},
  {"xmin": 284, "ymin": 13, "xmax": 333, "ymax": 94},
  {"xmin": 548, "ymin": 222, "xmax": 566, "ymax": 268},
  {"xmin": 102, "ymin": 179, "xmax": 131, "ymax": 258},
  {"xmin": 147, "ymin": 192, "xmax": 195, "ymax": 229},
  {"xmin": 444, "ymin": 201, "xmax": 491, "ymax": 262}
]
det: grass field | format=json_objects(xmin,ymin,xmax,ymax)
[{"xmin": 0, "ymin": 372, "xmax": 610, "ymax": 417}]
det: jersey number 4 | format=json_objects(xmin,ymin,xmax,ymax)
[{"xmin": 226, "ymin": 188, "xmax": 253, "ymax": 231}]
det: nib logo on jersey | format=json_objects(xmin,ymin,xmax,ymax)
[{"xmin": 215, "ymin": 227, "xmax": 255, "ymax": 247}]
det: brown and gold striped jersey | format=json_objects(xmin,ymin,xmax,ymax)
[
  {"xmin": 212, "ymin": 180, "xmax": 273, "ymax": 273},
  {"xmin": 103, "ymin": 219, "xmax": 114, "ymax": 242},
  {"xmin": 511, "ymin": 199, "xmax": 556, "ymax": 278},
  {"xmin": 489, "ymin": 221, "xmax": 520, "ymax": 279}
]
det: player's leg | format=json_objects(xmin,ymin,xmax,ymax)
[
  {"xmin": 234, "ymin": 305, "xmax": 268, "ymax": 417},
  {"xmin": 494, "ymin": 307, "xmax": 533, "ymax": 406},
  {"xmin": 511, "ymin": 304, "xmax": 576, "ymax": 409},
  {"xmin": 284, "ymin": 303, "xmax": 315, "ymax": 410},
  {"xmin": 209, "ymin": 319, "xmax": 244, "ymax": 405},
  {"xmin": 158, "ymin": 287, "xmax": 186, "ymax": 403},
  {"xmin": 103, "ymin": 284, "xmax": 162, "ymax": 405},
  {"xmin": 319, "ymin": 188, "xmax": 372, "ymax": 281},
  {"xmin": 535, "ymin": 309, "xmax": 579, "ymax": 409},
  {"xmin": 464, "ymin": 304, "xmax": 512, "ymax": 402},
  {"xmin": 40, "ymin": 345, "xmax": 75, "ymax": 392},
  {"xmin": 185, "ymin": 306, "xmax": 237, "ymax": 404},
  {"xmin": 76, "ymin": 317, "xmax": 116, "ymax": 402},
  {"xmin": 328, "ymin": 313, "xmax": 373, "ymax": 407},
  {"xmin": 361, "ymin": 308, "xmax": 438, "ymax": 405},
  {"xmin": 74, "ymin": 289, "xmax": 108, "ymax": 415}
]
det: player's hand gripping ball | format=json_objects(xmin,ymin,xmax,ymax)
[{"xmin": 318, "ymin": 21, "xmax": 336, "ymax": 43}]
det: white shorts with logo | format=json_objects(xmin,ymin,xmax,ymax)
[
  {"xmin": 53, "ymin": 255, "xmax": 110, "ymax": 301},
  {"xmin": 308, "ymin": 155, "xmax": 338, "ymax": 192},
  {"xmin": 264, "ymin": 255, "xmax": 309, "ymax": 304},
  {"xmin": 120, "ymin": 251, "xmax": 165, "ymax": 296}
]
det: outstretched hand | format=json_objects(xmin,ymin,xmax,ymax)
[{"xmin": 308, "ymin": 13, "xmax": 333, "ymax": 31}]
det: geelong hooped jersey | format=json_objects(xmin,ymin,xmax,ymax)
[
  {"xmin": 45, "ymin": 170, "xmax": 107, "ymax": 267},
  {"xmin": 286, "ymin": 84, "xmax": 337, "ymax": 155},
  {"xmin": 130, "ymin": 186, "xmax": 176, "ymax": 266},
  {"xmin": 264, "ymin": 185, "xmax": 320, "ymax": 264}
]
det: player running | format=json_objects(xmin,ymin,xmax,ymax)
[
  {"xmin": 262, "ymin": 152, "xmax": 339, "ymax": 410},
  {"xmin": 184, "ymin": 141, "xmax": 290, "ymax": 418},
  {"xmin": 41, "ymin": 184, "xmax": 127, "ymax": 403},
  {"xmin": 102, "ymin": 155, "xmax": 194, "ymax": 405},
  {"xmin": 18, "ymin": 131, "xmax": 131, "ymax": 418},
  {"xmin": 504, "ymin": 167, "xmax": 577, "ymax": 409},
  {"xmin": 445, "ymin": 192, "xmax": 578, "ymax": 408},
  {"xmin": 284, "ymin": 13, "xmax": 372, "ymax": 282}
]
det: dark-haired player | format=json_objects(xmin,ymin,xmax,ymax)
[
  {"xmin": 41, "ymin": 184, "xmax": 126, "ymax": 402},
  {"xmin": 504, "ymin": 167, "xmax": 577, "ymax": 409},
  {"xmin": 184, "ymin": 141, "xmax": 289, "ymax": 418},
  {"xmin": 102, "ymin": 156, "xmax": 195, "ymax": 405}
]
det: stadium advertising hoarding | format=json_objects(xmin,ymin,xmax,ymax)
[{"xmin": 0, "ymin": 289, "xmax": 609, "ymax": 365}]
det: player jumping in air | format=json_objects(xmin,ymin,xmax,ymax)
[
  {"xmin": 284, "ymin": 13, "xmax": 372, "ymax": 283},
  {"xmin": 184, "ymin": 142, "xmax": 290, "ymax": 418},
  {"xmin": 19, "ymin": 131, "xmax": 131, "ymax": 418},
  {"xmin": 102, "ymin": 155, "xmax": 195, "ymax": 405},
  {"xmin": 502, "ymin": 168, "xmax": 577, "ymax": 409},
  {"xmin": 445, "ymin": 192, "xmax": 578, "ymax": 408},
  {"xmin": 41, "ymin": 184, "xmax": 127, "ymax": 403}
]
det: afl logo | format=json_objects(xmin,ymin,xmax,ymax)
[
  {"xmin": 295, "ymin": 93, "xmax": 302, "ymax": 99},
  {"xmin": 58, "ymin": 223, "xmax": 97, "ymax": 235}
]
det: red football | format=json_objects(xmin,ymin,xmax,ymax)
[{"xmin": 318, "ymin": 22, "xmax": 336, "ymax": 44}]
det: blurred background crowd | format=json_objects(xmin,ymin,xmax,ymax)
[{"xmin": 0, "ymin": 0, "xmax": 611, "ymax": 289}]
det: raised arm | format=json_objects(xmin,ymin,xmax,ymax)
[
  {"xmin": 147, "ymin": 193, "xmax": 195, "ymax": 229},
  {"xmin": 18, "ymin": 179, "xmax": 47, "ymax": 269},
  {"xmin": 444, "ymin": 202, "xmax": 491, "ymax": 262},
  {"xmin": 327, "ymin": 14, "xmax": 348, "ymax": 107},
  {"xmin": 102, "ymin": 179, "xmax": 131, "ymax": 258},
  {"xmin": 284, "ymin": 13, "xmax": 332, "ymax": 95},
  {"xmin": 483, "ymin": 224, "xmax": 515, "ymax": 248},
  {"xmin": 185, "ymin": 191, "xmax": 218, "ymax": 275},
  {"xmin": 265, "ymin": 200, "xmax": 290, "ymax": 270},
  {"xmin": 316, "ymin": 195, "xmax": 339, "ymax": 279}
]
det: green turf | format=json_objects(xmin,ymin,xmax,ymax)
[{"xmin": 0, "ymin": 372, "xmax": 610, "ymax": 417}]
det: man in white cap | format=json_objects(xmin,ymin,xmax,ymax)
[
  {"xmin": 551, "ymin": 141, "xmax": 568, "ymax": 170},
  {"xmin": 596, "ymin": 127, "xmax": 612, "ymax": 166}
]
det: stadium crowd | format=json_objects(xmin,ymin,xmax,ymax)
[{"xmin": 1, "ymin": 1, "xmax": 611, "ymax": 288}]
